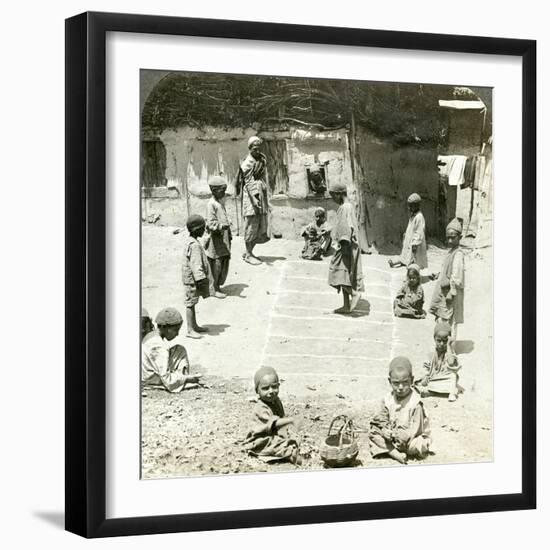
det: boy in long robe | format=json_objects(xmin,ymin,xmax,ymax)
[
  {"xmin": 393, "ymin": 264, "xmax": 426, "ymax": 319},
  {"xmin": 389, "ymin": 193, "xmax": 428, "ymax": 270},
  {"xmin": 205, "ymin": 176, "xmax": 232, "ymax": 298},
  {"xmin": 301, "ymin": 207, "xmax": 332, "ymax": 260},
  {"xmin": 369, "ymin": 357, "xmax": 431, "ymax": 464},
  {"xmin": 417, "ymin": 321, "xmax": 461, "ymax": 402},
  {"xmin": 141, "ymin": 307, "xmax": 202, "ymax": 392},
  {"xmin": 239, "ymin": 136, "xmax": 270, "ymax": 265},
  {"xmin": 429, "ymin": 218, "xmax": 465, "ymax": 353},
  {"xmin": 244, "ymin": 367, "xmax": 301, "ymax": 464},
  {"xmin": 327, "ymin": 182, "xmax": 364, "ymax": 314}
]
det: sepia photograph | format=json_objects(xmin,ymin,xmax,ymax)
[{"xmin": 139, "ymin": 69, "xmax": 493, "ymax": 479}]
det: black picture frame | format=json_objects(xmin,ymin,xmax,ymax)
[{"xmin": 65, "ymin": 11, "xmax": 536, "ymax": 538}]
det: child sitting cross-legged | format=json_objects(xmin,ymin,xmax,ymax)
[
  {"xmin": 369, "ymin": 357, "xmax": 431, "ymax": 464},
  {"xmin": 417, "ymin": 321, "xmax": 461, "ymax": 402},
  {"xmin": 244, "ymin": 367, "xmax": 301, "ymax": 464},
  {"xmin": 301, "ymin": 207, "xmax": 332, "ymax": 260},
  {"xmin": 393, "ymin": 263, "xmax": 426, "ymax": 319}
]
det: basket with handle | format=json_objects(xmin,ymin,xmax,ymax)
[{"xmin": 320, "ymin": 415, "xmax": 359, "ymax": 468}]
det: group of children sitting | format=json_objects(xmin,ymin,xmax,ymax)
[{"xmin": 142, "ymin": 163, "xmax": 468, "ymax": 468}]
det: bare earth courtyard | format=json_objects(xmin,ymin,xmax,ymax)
[{"xmin": 141, "ymin": 225, "xmax": 493, "ymax": 478}]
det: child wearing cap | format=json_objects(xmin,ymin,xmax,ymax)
[
  {"xmin": 205, "ymin": 176, "xmax": 232, "ymax": 298},
  {"xmin": 327, "ymin": 182, "xmax": 364, "ymax": 313},
  {"xmin": 429, "ymin": 218, "xmax": 465, "ymax": 353},
  {"xmin": 301, "ymin": 207, "xmax": 332, "ymax": 261},
  {"xmin": 389, "ymin": 193, "xmax": 428, "ymax": 270},
  {"xmin": 182, "ymin": 214, "xmax": 214, "ymax": 339},
  {"xmin": 244, "ymin": 366, "xmax": 301, "ymax": 464},
  {"xmin": 417, "ymin": 321, "xmax": 461, "ymax": 402},
  {"xmin": 393, "ymin": 264, "xmax": 426, "ymax": 319},
  {"xmin": 141, "ymin": 307, "xmax": 202, "ymax": 392},
  {"xmin": 369, "ymin": 357, "xmax": 431, "ymax": 464}
]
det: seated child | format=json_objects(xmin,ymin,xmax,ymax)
[
  {"xmin": 393, "ymin": 264, "xmax": 426, "ymax": 319},
  {"xmin": 141, "ymin": 306, "xmax": 154, "ymax": 341},
  {"xmin": 141, "ymin": 307, "xmax": 202, "ymax": 392},
  {"xmin": 369, "ymin": 357, "xmax": 431, "ymax": 464},
  {"xmin": 388, "ymin": 193, "xmax": 428, "ymax": 270},
  {"xmin": 301, "ymin": 207, "xmax": 332, "ymax": 260},
  {"xmin": 182, "ymin": 214, "xmax": 214, "ymax": 339},
  {"xmin": 244, "ymin": 366, "xmax": 301, "ymax": 464},
  {"xmin": 417, "ymin": 321, "xmax": 461, "ymax": 402},
  {"xmin": 205, "ymin": 176, "xmax": 232, "ymax": 299}
]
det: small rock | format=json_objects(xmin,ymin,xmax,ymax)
[
  {"xmin": 336, "ymin": 393, "xmax": 345, "ymax": 399},
  {"xmin": 306, "ymin": 385, "xmax": 317, "ymax": 391}
]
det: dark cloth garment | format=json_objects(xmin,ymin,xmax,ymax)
[
  {"xmin": 393, "ymin": 282, "xmax": 426, "ymax": 319},
  {"xmin": 328, "ymin": 202, "xmax": 364, "ymax": 292},
  {"xmin": 369, "ymin": 390, "xmax": 431, "ymax": 459},
  {"xmin": 208, "ymin": 256, "xmax": 230, "ymax": 289},
  {"xmin": 429, "ymin": 247, "xmax": 465, "ymax": 324},
  {"xmin": 244, "ymin": 213, "xmax": 270, "ymax": 246},
  {"xmin": 205, "ymin": 197, "xmax": 232, "ymax": 259},
  {"xmin": 181, "ymin": 236, "xmax": 214, "ymax": 306},
  {"xmin": 301, "ymin": 221, "xmax": 332, "ymax": 260},
  {"xmin": 244, "ymin": 397, "xmax": 298, "ymax": 462}
]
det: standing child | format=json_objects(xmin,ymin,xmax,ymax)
[
  {"xmin": 301, "ymin": 207, "xmax": 332, "ymax": 260},
  {"xmin": 369, "ymin": 357, "xmax": 431, "ymax": 464},
  {"xmin": 244, "ymin": 366, "xmax": 301, "ymax": 464},
  {"xmin": 141, "ymin": 307, "xmax": 202, "ymax": 392},
  {"xmin": 429, "ymin": 218, "xmax": 465, "ymax": 353},
  {"xmin": 182, "ymin": 214, "xmax": 214, "ymax": 339},
  {"xmin": 393, "ymin": 264, "xmax": 426, "ymax": 319},
  {"xmin": 389, "ymin": 193, "xmax": 428, "ymax": 270},
  {"xmin": 328, "ymin": 182, "xmax": 364, "ymax": 314},
  {"xmin": 205, "ymin": 176, "xmax": 232, "ymax": 298},
  {"xmin": 417, "ymin": 321, "xmax": 461, "ymax": 402}
]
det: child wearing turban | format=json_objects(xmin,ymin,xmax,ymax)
[
  {"xmin": 389, "ymin": 192, "xmax": 428, "ymax": 270},
  {"xmin": 182, "ymin": 214, "xmax": 214, "ymax": 339},
  {"xmin": 429, "ymin": 218, "xmax": 465, "ymax": 353},
  {"xmin": 327, "ymin": 182, "xmax": 364, "ymax": 313},
  {"xmin": 369, "ymin": 357, "xmax": 431, "ymax": 464},
  {"xmin": 301, "ymin": 206, "xmax": 332, "ymax": 260},
  {"xmin": 141, "ymin": 307, "xmax": 202, "ymax": 392},
  {"xmin": 244, "ymin": 366, "xmax": 301, "ymax": 464},
  {"xmin": 417, "ymin": 321, "xmax": 461, "ymax": 401}
]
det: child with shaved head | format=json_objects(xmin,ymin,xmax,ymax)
[{"xmin": 369, "ymin": 357, "xmax": 431, "ymax": 464}]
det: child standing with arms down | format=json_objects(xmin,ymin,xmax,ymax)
[
  {"xmin": 328, "ymin": 182, "xmax": 364, "ymax": 314},
  {"xmin": 429, "ymin": 218, "xmax": 465, "ymax": 353},
  {"xmin": 369, "ymin": 357, "xmax": 431, "ymax": 464},
  {"xmin": 393, "ymin": 264, "xmax": 426, "ymax": 319},
  {"xmin": 389, "ymin": 193, "xmax": 428, "ymax": 270},
  {"xmin": 205, "ymin": 176, "xmax": 232, "ymax": 299},
  {"xmin": 417, "ymin": 321, "xmax": 461, "ymax": 402},
  {"xmin": 301, "ymin": 207, "xmax": 332, "ymax": 260},
  {"xmin": 182, "ymin": 214, "xmax": 214, "ymax": 339},
  {"xmin": 244, "ymin": 366, "xmax": 301, "ymax": 464}
]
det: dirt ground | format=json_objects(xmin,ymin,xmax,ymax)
[{"xmin": 141, "ymin": 226, "xmax": 493, "ymax": 478}]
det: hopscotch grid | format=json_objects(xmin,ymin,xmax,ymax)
[
  {"xmin": 273, "ymin": 312, "xmax": 393, "ymax": 325},
  {"xmin": 274, "ymin": 304, "xmax": 393, "ymax": 316},
  {"xmin": 269, "ymin": 334, "xmax": 387, "ymax": 345},
  {"xmin": 264, "ymin": 353, "xmax": 388, "ymax": 361}
]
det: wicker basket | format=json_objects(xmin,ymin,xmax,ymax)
[{"xmin": 320, "ymin": 415, "xmax": 359, "ymax": 468}]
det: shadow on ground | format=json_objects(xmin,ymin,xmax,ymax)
[{"xmin": 32, "ymin": 511, "xmax": 64, "ymax": 530}]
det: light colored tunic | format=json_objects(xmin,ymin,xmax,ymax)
[
  {"xmin": 205, "ymin": 197, "xmax": 231, "ymax": 259},
  {"xmin": 418, "ymin": 350, "xmax": 460, "ymax": 395},
  {"xmin": 141, "ymin": 331, "xmax": 190, "ymax": 392},
  {"xmin": 182, "ymin": 236, "xmax": 214, "ymax": 306},
  {"xmin": 244, "ymin": 397, "xmax": 298, "ymax": 462},
  {"xmin": 429, "ymin": 247, "xmax": 465, "ymax": 324},
  {"xmin": 328, "ymin": 202, "xmax": 364, "ymax": 292},
  {"xmin": 369, "ymin": 389, "xmax": 431, "ymax": 459},
  {"xmin": 301, "ymin": 221, "xmax": 332, "ymax": 260},
  {"xmin": 240, "ymin": 153, "xmax": 270, "ymax": 245},
  {"xmin": 400, "ymin": 211, "xmax": 428, "ymax": 269},
  {"xmin": 393, "ymin": 281, "xmax": 425, "ymax": 318}
]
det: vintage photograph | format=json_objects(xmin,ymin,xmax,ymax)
[{"xmin": 140, "ymin": 70, "xmax": 493, "ymax": 478}]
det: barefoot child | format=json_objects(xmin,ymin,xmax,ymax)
[
  {"xmin": 393, "ymin": 264, "xmax": 426, "ymax": 319},
  {"xmin": 182, "ymin": 214, "xmax": 214, "ymax": 339},
  {"xmin": 205, "ymin": 176, "xmax": 232, "ymax": 298},
  {"xmin": 301, "ymin": 207, "xmax": 332, "ymax": 260},
  {"xmin": 417, "ymin": 321, "xmax": 461, "ymax": 402},
  {"xmin": 429, "ymin": 218, "xmax": 465, "ymax": 353},
  {"xmin": 389, "ymin": 193, "xmax": 428, "ymax": 270},
  {"xmin": 328, "ymin": 182, "xmax": 364, "ymax": 313},
  {"xmin": 244, "ymin": 366, "xmax": 301, "ymax": 464},
  {"xmin": 141, "ymin": 307, "xmax": 202, "ymax": 392},
  {"xmin": 369, "ymin": 357, "xmax": 431, "ymax": 464}
]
